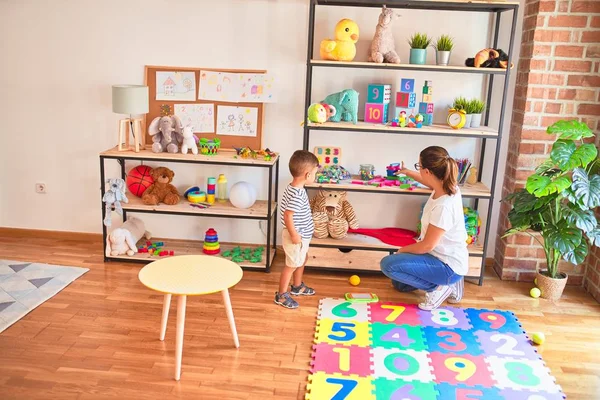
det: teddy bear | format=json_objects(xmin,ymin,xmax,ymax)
[
  {"xmin": 141, "ymin": 167, "xmax": 180, "ymax": 205},
  {"xmin": 310, "ymin": 190, "xmax": 359, "ymax": 239},
  {"xmin": 102, "ymin": 178, "xmax": 128, "ymax": 227},
  {"xmin": 106, "ymin": 217, "xmax": 151, "ymax": 257}
]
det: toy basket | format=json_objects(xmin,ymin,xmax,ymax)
[{"xmin": 199, "ymin": 138, "xmax": 221, "ymax": 156}]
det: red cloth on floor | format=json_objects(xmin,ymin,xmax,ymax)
[{"xmin": 348, "ymin": 227, "xmax": 418, "ymax": 247}]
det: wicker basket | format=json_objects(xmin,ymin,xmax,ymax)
[{"xmin": 536, "ymin": 271, "xmax": 568, "ymax": 301}]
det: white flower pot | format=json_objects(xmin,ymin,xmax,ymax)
[
  {"xmin": 464, "ymin": 114, "xmax": 473, "ymax": 129},
  {"xmin": 471, "ymin": 113, "xmax": 482, "ymax": 128},
  {"xmin": 436, "ymin": 50, "xmax": 451, "ymax": 66}
]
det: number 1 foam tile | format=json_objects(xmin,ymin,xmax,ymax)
[
  {"xmin": 305, "ymin": 372, "xmax": 375, "ymax": 400},
  {"xmin": 423, "ymin": 326, "xmax": 482, "ymax": 356},
  {"xmin": 429, "ymin": 352, "xmax": 495, "ymax": 388},
  {"xmin": 315, "ymin": 318, "xmax": 371, "ymax": 347},
  {"xmin": 474, "ymin": 330, "xmax": 539, "ymax": 359},
  {"xmin": 371, "ymin": 322, "xmax": 427, "ymax": 351},
  {"xmin": 435, "ymin": 383, "xmax": 503, "ymax": 400},
  {"xmin": 310, "ymin": 343, "xmax": 373, "ymax": 376},
  {"xmin": 369, "ymin": 302, "xmax": 421, "ymax": 326},
  {"xmin": 418, "ymin": 306, "xmax": 472, "ymax": 330},
  {"xmin": 485, "ymin": 356, "xmax": 564, "ymax": 393},
  {"xmin": 498, "ymin": 388, "xmax": 567, "ymax": 399},
  {"xmin": 371, "ymin": 347, "xmax": 435, "ymax": 382},
  {"xmin": 465, "ymin": 308, "xmax": 524, "ymax": 334},
  {"xmin": 373, "ymin": 377, "xmax": 439, "ymax": 400},
  {"xmin": 318, "ymin": 298, "xmax": 370, "ymax": 322}
]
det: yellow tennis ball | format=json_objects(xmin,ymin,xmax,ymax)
[
  {"xmin": 532, "ymin": 332, "xmax": 545, "ymax": 345},
  {"xmin": 534, "ymin": 278, "xmax": 538, "ymax": 286},
  {"xmin": 530, "ymin": 287, "xmax": 541, "ymax": 298},
  {"xmin": 349, "ymin": 275, "xmax": 360, "ymax": 286}
]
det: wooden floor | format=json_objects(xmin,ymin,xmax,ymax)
[{"xmin": 0, "ymin": 233, "xmax": 599, "ymax": 400}]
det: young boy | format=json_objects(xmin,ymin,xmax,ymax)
[{"xmin": 275, "ymin": 150, "xmax": 319, "ymax": 309}]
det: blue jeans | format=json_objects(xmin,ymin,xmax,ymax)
[{"xmin": 380, "ymin": 253, "xmax": 463, "ymax": 293}]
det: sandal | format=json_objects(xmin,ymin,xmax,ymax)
[
  {"xmin": 290, "ymin": 282, "xmax": 315, "ymax": 296},
  {"xmin": 274, "ymin": 292, "xmax": 298, "ymax": 309}
]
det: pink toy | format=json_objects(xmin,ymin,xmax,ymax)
[{"xmin": 348, "ymin": 227, "xmax": 417, "ymax": 247}]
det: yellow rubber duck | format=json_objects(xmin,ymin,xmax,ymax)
[{"xmin": 320, "ymin": 19, "xmax": 359, "ymax": 62}]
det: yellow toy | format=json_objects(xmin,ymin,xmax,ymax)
[
  {"xmin": 349, "ymin": 275, "xmax": 361, "ymax": 286},
  {"xmin": 320, "ymin": 19, "xmax": 360, "ymax": 62},
  {"xmin": 530, "ymin": 287, "xmax": 541, "ymax": 298},
  {"xmin": 532, "ymin": 332, "xmax": 545, "ymax": 345}
]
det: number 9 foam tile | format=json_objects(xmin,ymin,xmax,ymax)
[
  {"xmin": 429, "ymin": 352, "xmax": 495, "ymax": 387},
  {"xmin": 318, "ymin": 298, "xmax": 370, "ymax": 322},
  {"xmin": 369, "ymin": 302, "xmax": 421, "ymax": 326},
  {"xmin": 466, "ymin": 308, "xmax": 524, "ymax": 334},
  {"xmin": 306, "ymin": 372, "xmax": 374, "ymax": 400},
  {"xmin": 315, "ymin": 318, "xmax": 371, "ymax": 347}
]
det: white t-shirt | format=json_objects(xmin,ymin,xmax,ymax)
[{"xmin": 419, "ymin": 188, "xmax": 469, "ymax": 275}]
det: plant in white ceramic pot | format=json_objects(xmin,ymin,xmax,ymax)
[
  {"xmin": 470, "ymin": 99, "xmax": 485, "ymax": 128},
  {"xmin": 503, "ymin": 120, "xmax": 600, "ymax": 301},
  {"xmin": 408, "ymin": 33, "xmax": 431, "ymax": 65},
  {"xmin": 434, "ymin": 35, "xmax": 454, "ymax": 66}
]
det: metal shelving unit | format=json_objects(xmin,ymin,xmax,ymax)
[
  {"xmin": 99, "ymin": 147, "xmax": 280, "ymax": 272},
  {"xmin": 303, "ymin": 0, "xmax": 519, "ymax": 285}
]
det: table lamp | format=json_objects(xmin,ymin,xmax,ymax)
[{"xmin": 112, "ymin": 85, "xmax": 149, "ymax": 152}]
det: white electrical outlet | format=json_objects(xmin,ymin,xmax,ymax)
[{"xmin": 35, "ymin": 183, "xmax": 47, "ymax": 194}]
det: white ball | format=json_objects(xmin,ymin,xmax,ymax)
[{"xmin": 229, "ymin": 181, "xmax": 257, "ymax": 209}]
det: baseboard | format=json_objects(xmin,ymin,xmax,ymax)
[{"xmin": 0, "ymin": 227, "xmax": 102, "ymax": 242}]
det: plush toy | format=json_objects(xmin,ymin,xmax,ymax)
[
  {"xmin": 307, "ymin": 103, "xmax": 328, "ymax": 123},
  {"xmin": 465, "ymin": 48, "xmax": 513, "ymax": 69},
  {"xmin": 141, "ymin": 167, "xmax": 180, "ymax": 206},
  {"xmin": 310, "ymin": 190, "xmax": 359, "ymax": 239},
  {"xmin": 320, "ymin": 19, "xmax": 359, "ymax": 62},
  {"xmin": 103, "ymin": 178, "xmax": 128, "ymax": 227},
  {"xmin": 106, "ymin": 217, "xmax": 151, "ymax": 257},
  {"xmin": 368, "ymin": 5, "xmax": 401, "ymax": 64},
  {"xmin": 180, "ymin": 125, "xmax": 199, "ymax": 155},
  {"xmin": 148, "ymin": 115, "xmax": 183, "ymax": 153},
  {"xmin": 321, "ymin": 89, "xmax": 359, "ymax": 124}
]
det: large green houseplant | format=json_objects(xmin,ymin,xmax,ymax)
[{"xmin": 503, "ymin": 120, "xmax": 600, "ymax": 300}]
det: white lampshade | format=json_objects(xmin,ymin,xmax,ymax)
[{"xmin": 112, "ymin": 85, "xmax": 149, "ymax": 115}]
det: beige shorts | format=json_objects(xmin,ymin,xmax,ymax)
[{"xmin": 282, "ymin": 229, "xmax": 311, "ymax": 268}]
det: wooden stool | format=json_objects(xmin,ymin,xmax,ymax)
[{"xmin": 118, "ymin": 118, "xmax": 145, "ymax": 152}]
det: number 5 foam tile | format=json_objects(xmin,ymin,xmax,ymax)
[
  {"xmin": 485, "ymin": 356, "xmax": 564, "ymax": 393},
  {"xmin": 310, "ymin": 343, "xmax": 373, "ymax": 376},
  {"xmin": 306, "ymin": 372, "xmax": 375, "ymax": 400},
  {"xmin": 318, "ymin": 298, "xmax": 370, "ymax": 322},
  {"xmin": 465, "ymin": 309, "xmax": 524, "ymax": 334},
  {"xmin": 418, "ymin": 306, "xmax": 472, "ymax": 330},
  {"xmin": 314, "ymin": 318, "xmax": 372, "ymax": 347},
  {"xmin": 373, "ymin": 377, "xmax": 439, "ymax": 399},
  {"xmin": 371, "ymin": 322, "xmax": 427, "ymax": 351},
  {"xmin": 371, "ymin": 347, "xmax": 435, "ymax": 382},
  {"xmin": 498, "ymin": 388, "xmax": 567, "ymax": 399},
  {"xmin": 474, "ymin": 331, "xmax": 539, "ymax": 359},
  {"xmin": 369, "ymin": 302, "xmax": 421, "ymax": 326},
  {"xmin": 429, "ymin": 352, "xmax": 496, "ymax": 388},
  {"xmin": 423, "ymin": 326, "xmax": 483, "ymax": 356},
  {"xmin": 435, "ymin": 383, "xmax": 504, "ymax": 399}
]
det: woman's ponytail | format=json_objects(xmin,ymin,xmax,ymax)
[
  {"xmin": 419, "ymin": 146, "xmax": 458, "ymax": 195},
  {"xmin": 442, "ymin": 157, "xmax": 458, "ymax": 195}
]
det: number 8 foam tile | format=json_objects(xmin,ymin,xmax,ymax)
[
  {"xmin": 318, "ymin": 298, "xmax": 370, "ymax": 322},
  {"xmin": 310, "ymin": 343, "xmax": 373, "ymax": 377},
  {"xmin": 418, "ymin": 306, "xmax": 472, "ymax": 330},
  {"xmin": 373, "ymin": 377, "xmax": 439, "ymax": 399},
  {"xmin": 371, "ymin": 322, "xmax": 427, "ymax": 351},
  {"xmin": 474, "ymin": 331, "xmax": 539, "ymax": 359},
  {"xmin": 369, "ymin": 302, "xmax": 421, "ymax": 326},
  {"xmin": 423, "ymin": 326, "xmax": 483, "ymax": 356},
  {"xmin": 465, "ymin": 309, "xmax": 524, "ymax": 334},
  {"xmin": 429, "ymin": 352, "xmax": 495, "ymax": 387},
  {"xmin": 435, "ymin": 383, "xmax": 504, "ymax": 400},
  {"xmin": 306, "ymin": 372, "xmax": 375, "ymax": 400},
  {"xmin": 498, "ymin": 388, "xmax": 567, "ymax": 399},
  {"xmin": 315, "ymin": 318, "xmax": 372, "ymax": 347},
  {"xmin": 370, "ymin": 347, "xmax": 435, "ymax": 382},
  {"xmin": 485, "ymin": 356, "xmax": 564, "ymax": 393}
]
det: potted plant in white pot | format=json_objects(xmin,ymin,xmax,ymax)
[
  {"xmin": 470, "ymin": 99, "xmax": 485, "ymax": 128},
  {"xmin": 434, "ymin": 35, "xmax": 454, "ymax": 66},
  {"xmin": 503, "ymin": 120, "xmax": 600, "ymax": 301},
  {"xmin": 408, "ymin": 33, "xmax": 431, "ymax": 65}
]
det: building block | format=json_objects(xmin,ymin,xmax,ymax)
[
  {"xmin": 367, "ymin": 84, "xmax": 392, "ymax": 104},
  {"xmin": 423, "ymin": 85, "xmax": 433, "ymax": 95},
  {"xmin": 400, "ymin": 79, "xmax": 415, "ymax": 93},
  {"xmin": 423, "ymin": 113, "xmax": 434, "ymax": 126},
  {"xmin": 395, "ymin": 107, "xmax": 412, "ymax": 119},
  {"xmin": 365, "ymin": 103, "xmax": 388, "ymax": 123},
  {"xmin": 422, "ymin": 93, "xmax": 433, "ymax": 102},
  {"xmin": 396, "ymin": 92, "xmax": 416, "ymax": 108},
  {"xmin": 418, "ymin": 102, "xmax": 434, "ymax": 114}
]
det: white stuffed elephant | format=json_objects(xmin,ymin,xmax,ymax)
[
  {"xmin": 148, "ymin": 115, "xmax": 183, "ymax": 153},
  {"xmin": 106, "ymin": 217, "xmax": 151, "ymax": 257}
]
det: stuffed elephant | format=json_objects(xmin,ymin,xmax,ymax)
[
  {"xmin": 102, "ymin": 178, "xmax": 128, "ymax": 227},
  {"xmin": 106, "ymin": 217, "xmax": 151, "ymax": 257},
  {"xmin": 369, "ymin": 6, "xmax": 401, "ymax": 64},
  {"xmin": 148, "ymin": 115, "xmax": 183, "ymax": 153},
  {"xmin": 321, "ymin": 89, "xmax": 359, "ymax": 124}
]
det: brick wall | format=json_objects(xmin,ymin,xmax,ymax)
[{"xmin": 494, "ymin": 0, "xmax": 600, "ymax": 295}]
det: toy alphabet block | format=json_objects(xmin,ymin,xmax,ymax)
[
  {"xmin": 423, "ymin": 85, "xmax": 433, "ymax": 95},
  {"xmin": 396, "ymin": 92, "xmax": 416, "ymax": 108},
  {"xmin": 423, "ymin": 113, "xmax": 434, "ymax": 126},
  {"xmin": 400, "ymin": 79, "xmax": 415, "ymax": 93},
  {"xmin": 418, "ymin": 102, "xmax": 434, "ymax": 115},
  {"xmin": 367, "ymin": 84, "xmax": 392, "ymax": 104},
  {"xmin": 422, "ymin": 93, "xmax": 433, "ymax": 102},
  {"xmin": 365, "ymin": 103, "xmax": 388, "ymax": 124}
]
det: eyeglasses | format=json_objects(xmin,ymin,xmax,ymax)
[{"xmin": 414, "ymin": 163, "xmax": 421, "ymax": 171}]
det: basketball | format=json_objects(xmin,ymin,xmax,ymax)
[{"xmin": 126, "ymin": 165, "xmax": 154, "ymax": 197}]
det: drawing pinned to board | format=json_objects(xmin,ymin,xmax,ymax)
[
  {"xmin": 199, "ymin": 70, "xmax": 275, "ymax": 103},
  {"xmin": 156, "ymin": 71, "xmax": 196, "ymax": 101},
  {"xmin": 216, "ymin": 106, "xmax": 258, "ymax": 137},
  {"xmin": 239, "ymin": 74, "xmax": 275, "ymax": 102},
  {"xmin": 174, "ymin": 104, "xmax": 214, "ymax": 133}
]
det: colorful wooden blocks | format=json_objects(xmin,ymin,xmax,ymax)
[
  {"xmin": 422, "ymin": 94, "xmax": 433, "ymax": 102},
  {"xmin": 365, "ymin": 103, "xmax": 389, "ymax": 123},
  {"xmin": 367, "ymin": 84, "xmax": 392, "ymax": 103},
  {"xmin": 396, "ymin": 92, "xmax": 416, "ymax": 108},
  {"xmin": 423, "ymin": 85, "xmax": 433, "ymax": 95},
  {"xmin": 419, "ymin": 102, "xmax": 434, "ymax": 115},
  {"xmin": 395, "ymin": 107, "xmax": 412, "ymax": 119},
  {"xmin": 423, "ymin": 113, "xmax": 434, "ymax": 126},
  {"xmin": 400, "ymin": 79, "xmax": 415, "ymax": 93}
]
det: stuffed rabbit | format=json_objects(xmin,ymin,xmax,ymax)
[
  {"xmin": 103, "ymin": 178, "xmax": 128, "ymax": 227},
  {"xmin": 106, "ymin": 217, "xmax": 151, "ymax": 257},
  {"xmin": 148, "ymin": 115, "xmax": 183, "ymax": 153}
]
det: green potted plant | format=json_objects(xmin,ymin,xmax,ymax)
[
  {"xmin": 462, "ymin": 99, "xmax": 476, "ymax": 129},
  {"xmin": 503, "ymin": 120, "xmax": 600, "ymax": 300},
  {"xmin": 452, "ymin": 96, "xmax": 469, "ymax": 126},
  {"xmin": 470, "ymin": 99, "xmax": 485, "ymax": 128},
  {"xmin": 434, "ymin": 35, "xmax": 454, "ymax": 66},
  {"xmin": 408, "ymin": 33, "xmax": 431, "ymax": 65}
]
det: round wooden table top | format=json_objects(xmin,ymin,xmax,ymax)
[{"xmin": 138, "ymin": 255, "xmax": 243, "ymax": 296}]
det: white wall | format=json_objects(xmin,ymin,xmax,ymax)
[{"xmin": 0, "ymin": 0, "xmax": 522, "ymax": 255}]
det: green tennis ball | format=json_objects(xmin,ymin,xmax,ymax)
[
  {"xmin": 532, "ymin": 332, "xmax": 545, "ymax": 345},
  {"xmin": 530, "ymin": 288, "xmax": 541, "ymax": 298}
]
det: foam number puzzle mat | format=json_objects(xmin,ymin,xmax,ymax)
[{"xmin": 307, "ymin": 298, "xmax": 565, "ymax": 400}]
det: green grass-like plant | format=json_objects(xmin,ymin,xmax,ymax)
[
  {"xmin": 470, "ymin": 99, "xmax": 486, "ymax": 114},
  {"xmin": 452, "ymin": 96, "xmax": 468, "ymax": 111},
  {"xmin": 408, "ymin": 33, "xmax": 431, "ymax": 49},
  {"xmin": 434, "ymin": 35, "xmax": 454, "ymax": 52}
]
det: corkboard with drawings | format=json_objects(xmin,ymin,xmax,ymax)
[{"xmin": 144, "ymin": 65, "xmax": 268, "ymax": 150}]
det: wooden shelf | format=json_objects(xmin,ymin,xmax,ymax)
[
  {"xmin": 311, "ymin": 60, "xmax": 508, "ymax": 75},
  {"xmin": 107, "ymin": 239, "xmax": 275, "ymax": 270},
  {"xmin": 100, "ymin": 146, "xmax": 279, "ymax": 167},
  {"xmin": 122, "ymin": 196, "xmax": 276, "ymax": 220},
  {"xmin": 306, "ymin": 177, "xmax": 491, "ymax": 199},
  {"xmin": 315, "ymin": 0, "xmax": 518, "ymax": 12},
  {"xmin": 310, "ymin": 233, "xmax": 484, "ymax": 256},
  {"xmin": 307, "ymin": 121, "xmax": 499, "ymax": 139}
]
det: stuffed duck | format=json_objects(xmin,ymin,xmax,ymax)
[{"xmin": 320, "ymin": 19, "xmax": 359, "ymax": 62}]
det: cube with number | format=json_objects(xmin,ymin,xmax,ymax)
[
  {"xmin": 423, "ymin": 113, "xmax": 434, "ymax": 126},
  {"xmin": 367, "ymin": 84, "xmax": 392, "ymax": 104},
  {"xmin": 422, "ymin": 93, "xmax": 433, "ymax": 102},
  {"xmin": 396, "ymin": 92, "xmax": 416, "ymax": 108},
  {"xmin": 365, "ymin": 103, "xmax": 388, "ymax": 124},
  {"xmin": 418, "ymin": 102, "xmax": 434, "ymax": 115},
  {"xmin": 423, "ymin": 85, "xmax": 433, "ymax": 95},
  {"xmin": 400, "ymin": 79, "xmax": 415, "ymax": 93}
]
